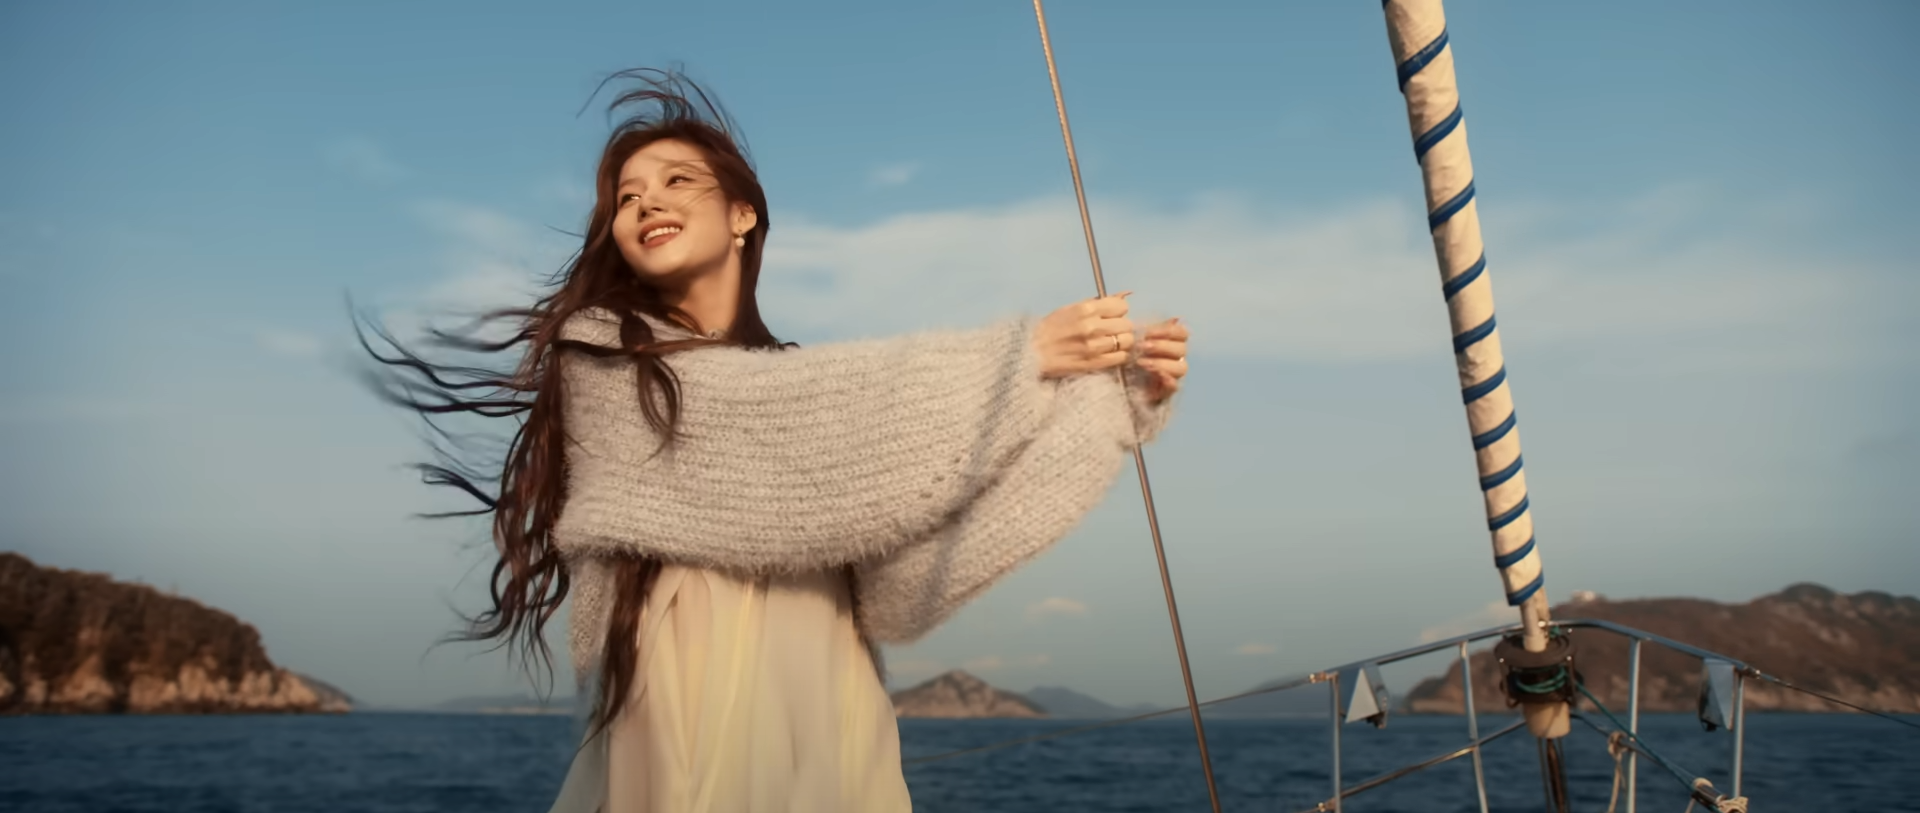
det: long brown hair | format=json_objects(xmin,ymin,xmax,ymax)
[{"xmin": 356, "ymin": 67, "xmax": 784, "ymax": 736}]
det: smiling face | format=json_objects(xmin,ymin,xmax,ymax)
[{"xmin": 611, "ymin": 139, "xmax": 758, "ymax": 292}]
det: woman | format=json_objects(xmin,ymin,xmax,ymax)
[{"xmin": 363, "ymin": 69, "xmax": 1188, "ymax": 812}]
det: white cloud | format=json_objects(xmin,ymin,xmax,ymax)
[
  {"xmin": 392, "ymin": 185, "xmax": 1897, "ymax": 378},
  {"xmin": 409, "ymin": 199, "xmax": 567, "ymax": 280},
  {"xmin": 754, "ymin": 187, "xmax": 1890, "ymax": 370},
  {"xmin": 1416, "ymin": 601, "xmax": 1521, "ymax": 644},
  {"xmin": 869, "ymin": 162, "xmax": 920, "ymax": 187},
  {"xmin": 1025, "ymin": 596, "xmax": 1089, "ymax": 621},
  {"xmin": 323, "ymin": 136, "xmax": 408, "ymax": 185},
  {"xmin": 533, "ymin": 177, "xmax": 593, "ymax": 208},
  {"xmin": 757, "ymin": 192, "xmax": 1439, "ymax": 356},
  {"xmin": 1235, "ymin": 643, "xmax": 1277, "ymax": 656},
  {"xmin": 371, "ymin": 200, "xmax": 576, "ymax": 344}
]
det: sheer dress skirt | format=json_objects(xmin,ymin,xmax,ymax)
[{"xmin": 546, "ymin": 564, "xmax": 912, "ymax": 813}]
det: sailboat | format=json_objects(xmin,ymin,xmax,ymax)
[{"xmin": 921, "ymin": 1, "xmax": 1914, "ymax": 811}]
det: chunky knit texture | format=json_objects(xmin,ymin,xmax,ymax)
[
  {"xmin": 852, "ymin": 367, "xmax": 1163, "ymax": 643},
  {"xmin": 555, "ymin": 308, "xmax": 1172, "ymax": 678}
]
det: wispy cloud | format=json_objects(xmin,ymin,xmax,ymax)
[
  {"xmin": 1025, "ymin": 597, "xmax": 1089, "ymax": 621},
  {"xmin": 756, "ymin": 186, "xmax": 1892, "ymax": 370},
  {"xmin": 1416, "ymin": 601, "xmax": 1520, "ymax": 644},
  {"xmin": 371, "ymin": 200, "xmax": 575, "ymax": 344},
  {"xmin": 323, "ymin": 136, "xmax": 409, "ymax": 185},
  {"xmin": 1235, "ymin": 643, "xmax": 1277, "ymax": 656},
  {"xmin": 535, "ymin": 177, "xmax": 593, "ymax": 207},
  {"xmin": 869, "ymin": 162, "xmax": 920, "ymax": 187},
  {"xmin": 394, "ymin": 185, "xmax": 1899, "ymax": 378}
]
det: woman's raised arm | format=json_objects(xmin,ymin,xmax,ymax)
[
  {"xmin": 552, "ymin": 309, "xmax": 1058, "ymax": 573},
  {"xmin": 852, "ymin": 368, "xmax": 1172, "ymax": 643}
]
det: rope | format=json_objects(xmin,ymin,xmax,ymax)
[
  {"xmin": 1747, "ymin": 671, "xmax": 1920, "ymax": 731},
  {"xmin": 902, "ymin": 675, "xmax": 1320, "ymax": 766},
  {"xmin": 1571, "ymin": 686, "xmax": 1749, "ymax": 813},
  {"xmin": 1571, "ymin": 685, "xmax": 1698, "ymax": 793},
  {"xmin": 1512, "ymin": 669, "xmax": 1569, "ymax": 695},
  {"xmin": 1028, "ymin": 2, "xmax": 1221, "ymax": 811},
  {"xmin": 1603, "ymin": 730, "xmax": 1628, "ymax": 813}
]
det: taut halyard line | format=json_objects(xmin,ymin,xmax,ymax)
[{"xmin": 1029, "ymin": 1, "xmax": 1223, "ymax": 811}]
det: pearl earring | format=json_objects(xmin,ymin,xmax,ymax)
[{"xmin": 734, "ymin": 234, "xmax": 745, "ymax": 247}]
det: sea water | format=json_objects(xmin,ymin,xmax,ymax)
[{"xmin": 1, "ymin": 713, "xmax": 1912, "ymax": 812}]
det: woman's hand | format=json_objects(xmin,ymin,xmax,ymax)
[
  {"xmin": 1134, "ymin": 318, "xmax": 1188, "ymax": 403},
  {"xmin": 1033, "ymin": 293, "xmax": 1134, "ymax": 378}
]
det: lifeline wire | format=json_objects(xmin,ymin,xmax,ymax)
[
  {"xmin": 1029, "ymin": 2, "xmax": 1223, "ymax": 811},
  {"xmin": 1571, "ymin": 684, "xmax": 1705, "ymax": 796},
  {"xmin": 1749, "ymin": 672, "xmax": 1920, "ymax": 731},
  {"xmin": 904, "ymin": 674, "xmax": 1321, "ymax": 767}
]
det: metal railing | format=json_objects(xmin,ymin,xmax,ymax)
[{"xmin": 1290, "ymin": 618, "xmax": 1752, "ymax": 813}]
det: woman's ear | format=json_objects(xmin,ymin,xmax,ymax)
[{"xmin": 731, "ymin": 202, "xmax": 759, "ymax": 238}]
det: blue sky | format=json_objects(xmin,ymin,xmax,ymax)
[{"xmin": 2, "ymin": 1, "xmax": 1915, "ymax": 710}]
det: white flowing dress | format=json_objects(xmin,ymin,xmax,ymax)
[{"xmin": 546, "ymin": 564, "xmax": 913, "ymax": 813}]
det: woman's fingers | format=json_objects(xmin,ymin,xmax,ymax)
[
  {"xmin": 1037, "ymin": 294, "xmax": 1193, "ymax": 379},
  {"xmin": 1142, "ymin": 319, "xmax": 1188, "ymax": 342},
  {"xmin": 1137, "ymin": 339, "xmax": 1184, "ymax": 359},
  {"xmin": 1136, "ymin": 321, "xmax": 1186, "ymax": 361},
  {"xmin": 1136, "ymin": 319, "xmax": 1188, "ymax": 402},
  {"xmin": 1082, "ymin": 330, "xmax": 1133, "ymax": 357},
  {"xmin": 1140, "ymin": 320, "xmax": 1187, "ymax": 343},
  {"xmin": 1136, "ymin": 355, "xmax": 1189, "ymax": 377},
  {"xmin": 1080, "ymin": 316, "xmax": 1134, "ymax": 345},
  {"xmin": 1082, "ymin": 291, "xmax": 1132, "ymax": 318}
]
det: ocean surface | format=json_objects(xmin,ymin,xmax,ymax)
[{"xmin": 2, "ymin": 712, "xmax": 1914, "ymax": 812}]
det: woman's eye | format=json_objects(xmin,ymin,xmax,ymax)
[
  {"xmin": 618, "ymin": 193, "xmax": 639, "ymax": 204},
  {"xmin": 668, "ymin": 175, "xmax": 689, "ymax": 186}
]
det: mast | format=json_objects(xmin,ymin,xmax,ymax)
[{"xmin": 1377, "ymin": 0, "xmax": 1571, "ymax": 751}]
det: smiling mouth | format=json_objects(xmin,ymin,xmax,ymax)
[{"xmin": 641, "ymin": 225, "xmax": 682, "ymax": 248}]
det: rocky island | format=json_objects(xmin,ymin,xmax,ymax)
[
  {"xmin": 0, "ymin": 552, "xmax": 351, "ymax": 715},
  {"xmin": 890, "ymin": 670, "xmax": 1047, "ymax": 718},
  {"xmin": 883, "ymin": 583, "xmax": 1920, "ymax": 722},
  {"xmin": 1403, "ymin": 584, "xmax": 1920, "ymax": 714}
]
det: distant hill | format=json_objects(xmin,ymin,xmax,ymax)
[
  {"xmin": 1024, "ymin": 686, "xmax": 1156, "ymax": 719},
  {"xmin": 891, "ymin": 670, "xmax": 1045, "ymax": 718},
  {"xmin": 1404, "ymin": 584, "xmax": 1920, "ymax": 714},
  {"xmin": 0, "ymin": 552, "xmax": 351, "ymax": 715},
  {"xmin": 296, "ymin": 673, "xmax": 355, "ymax": 712},
  {"xmin": 1203, "ymin": 673, "xmax": 1338, "ymax": 718}
]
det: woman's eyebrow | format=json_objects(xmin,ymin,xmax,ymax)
[{"xmin": 618, "ymin": 160, "xmax": 709, "ymax": 189}]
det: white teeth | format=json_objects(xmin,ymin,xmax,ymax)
[{"xmin": 643, "ymin": 226, "xmax": 681, "ymax": 241}]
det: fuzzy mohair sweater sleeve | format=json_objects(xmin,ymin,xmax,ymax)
[
  {"xmin": 853, "ymin": 364, "xmax": 1170, "ymax": 643},
  {"xmin": 552, "ymin": 308, "xmax": 1057, "ymax": 573},
  {"xmin": 554, "ymin": 308, "xmax": 1173, "ymax": 677}
]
